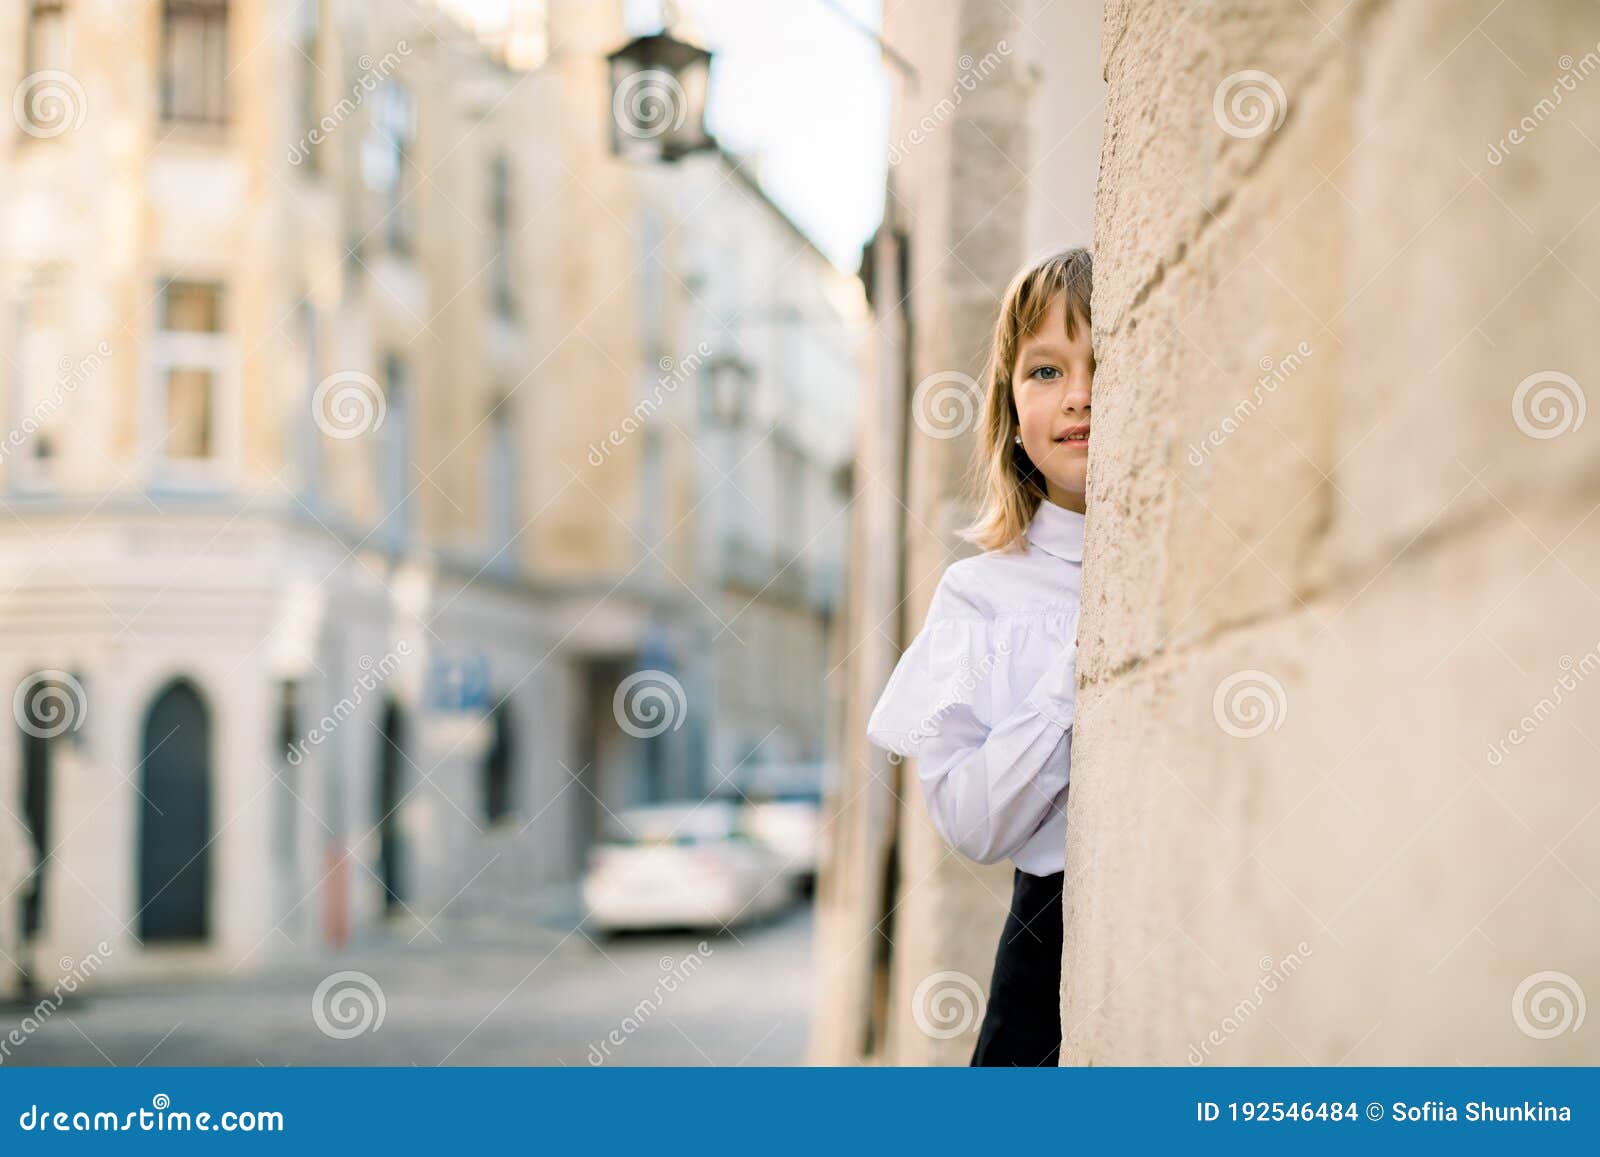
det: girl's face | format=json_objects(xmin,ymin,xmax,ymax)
[{"xmin": 1012, "ymin": 292, "xmax": 1093, "ymax": 513}]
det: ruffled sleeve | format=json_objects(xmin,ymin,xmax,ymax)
[
  {"xmin": 865, "ymin": 615, "xmax": 1002, "ymax": 757},
  {"xmin": 864, "ymin": 560, "xmax": 1081, "ymax": 866}
]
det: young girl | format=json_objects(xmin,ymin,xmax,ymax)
[{"xmin": 867, "ymin": 247, "xmax": 1092, "ymax": 1067}]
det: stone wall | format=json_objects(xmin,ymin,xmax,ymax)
[{"xmin": 1067, "ymin": 0, "xmax": 1600, "ymax": 1063}]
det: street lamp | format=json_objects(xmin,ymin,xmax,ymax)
[
  {"xmin": 605, "ymin": 28, "xmax": 715, "ymax": 163},
  {"xmin": 604, "ymin": 1, "xmax": 917, "ymax": 166}
]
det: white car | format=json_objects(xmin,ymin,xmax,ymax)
[
  {"xmin": 740, "ymin": 795, "xmax": 822, "ymax": 883},
  {"xmin": 582, "ymin": 800, "xmax": 796, "ymax": 933}
]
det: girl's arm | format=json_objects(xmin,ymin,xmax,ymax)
[{"xmin": 912, "ymin": 645, "xmax": 1076, "ymax": 865}]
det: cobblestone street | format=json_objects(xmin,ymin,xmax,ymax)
[{"xmin": 2, "ymin": 907, "xmax": 813, "ymax": 1068}]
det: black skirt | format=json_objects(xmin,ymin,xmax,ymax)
[{"xmin": 970, "ymin": 866, "xmax": 1065, "ymax": 1067}]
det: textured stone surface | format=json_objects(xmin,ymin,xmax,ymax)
[{"xmin": 1068, "ymin": 0, "xmax": 1600, "ymax": 1063}]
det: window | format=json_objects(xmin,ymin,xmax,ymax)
[
  {"xmin": 776, "ymin": 441, "xmax": 805, "ymax": 562},
  {"xmin": 165, "ymin": 365, "xmax": 213, "ymax": 457},
  {"xmin": 293, "ymin": 0, "xmax": 321, "ymax": 171},
  {"xmin": 503, "ymin": 0, "xmax": 549, "ymax": 70},
  {"xmin": 19, "ymin": 1, "xmax": 68, "ymax": 137},
  {"xmin": 484, "ymin": 396, "xmax": 517, "ymax": 560},
  {"xmin": 488, "ymin": 154, "xmax": 515, "ymax": 317},
  {"xmin": 164, "ymin": 281, "xmax": 222, "ymax": 331},
  {"xmin": 149, "ymin": 280, "xmax": 232, "ymax": 480},
  {"xmin": 24, "ymin": 0, "xmax": 66, "ymax": 77},
  {"xmin": 160, "ymin": 0, "xmax": 228, "ymax": 125},
  {"xmin": 362, "ymin": 80, "xmax": 417, "ymax": 254},
  {"xmin": 7, "ymin": 266, "xmax": 66, "ymax": 491},
  {"xmin": 161, "ymin": 283, "xmax": 220, "ymax": 458},
  {"xmin": 293, "ymin": 301, "xmax": 321, "ymax": 500},
  {"xmin": 377, "ymin": 353, "xmax": 411, "ymax": 545}
]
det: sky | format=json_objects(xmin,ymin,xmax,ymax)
[
  {"xmin": 443, "ymin": 0, "xmax": 891, "ymax": 271},
  {"xmin": 662, "ymin": 0, "xmax": 891, "ymax": 271}
]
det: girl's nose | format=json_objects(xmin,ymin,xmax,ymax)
[{"xmin": 1060, "ymin": 377, "xmax": 1090, "ymax": 411}]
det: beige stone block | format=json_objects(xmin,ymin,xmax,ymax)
[
  {"xmin": 1084, "ymin": 61, "xmax": 1352, "ymax": 680},
  {"xmin": 1067, "ymin": 480, "xmax": 1600, "ymax": 1063},
  {"xmin": 1093, "ymin": 0, "xmax": 1350, "ymax": 335},
  {"xmin": 1333, "ymin": 1, "xmax": 1600, "ymax": 578}
]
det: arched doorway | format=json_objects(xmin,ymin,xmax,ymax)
[
  {"xmin": 376, "ymin": 700, "xmax": 407, "ymax": 914},
  {"xmin": 483, "ymin": 703, "xmax": 514, "ymax": 824},
  {"xmin": 137, "ymin": 679, "xmax": 212, "ymax": 942}
]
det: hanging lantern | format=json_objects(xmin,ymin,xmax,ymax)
[{"xmin": 605, "ymin": 30, "xmax": 714, "ymax": 163}]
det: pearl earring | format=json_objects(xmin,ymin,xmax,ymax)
[{"xmin": 1013, "ymin": 434, "xmax": 1022, "ymax": 445}]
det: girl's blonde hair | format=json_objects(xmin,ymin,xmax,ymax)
[{"xmin": 961, "ymin": 246, "xmax": 1093, "ymax": 552}]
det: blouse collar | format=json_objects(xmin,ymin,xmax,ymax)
[{"xmin": 1027, "ymin": 498, "xmax": 1086, "ymax": 562}]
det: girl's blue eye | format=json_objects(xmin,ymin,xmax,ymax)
[{"xmin": 1032, "ymin": 365, "xmax": 1061, "ymax": 380}]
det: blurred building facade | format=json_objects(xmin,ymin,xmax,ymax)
[
  {"xmin": 817, "ymin": 0, "xmax": 1600, "ymax": 1067},
  {"xmin": 0, "ymin": 0, "xmax": 861, "ymax": 995}
]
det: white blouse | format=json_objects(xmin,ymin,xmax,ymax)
[{"xmin": 866, "ymin": 499, "xmax": 1084, "ymax": 876}]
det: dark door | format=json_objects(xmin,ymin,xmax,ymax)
[
  {"xmin": 483, "ymin": 703, "xmax": 513, "ymax": 823},
  {"xmin": 19, "ymin": 725, "xmax": 50, "ymax": 940},
  {"xmin": 137, "ymin": 680, "xmax": 212, "ymax": 942},
  {"xmin": 376, "ymin": 700, "xmax": 407, "ymax": 913},
  {"xmin": 573, "ymin": 659, "xmax": 624, "ymax": 874}
]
